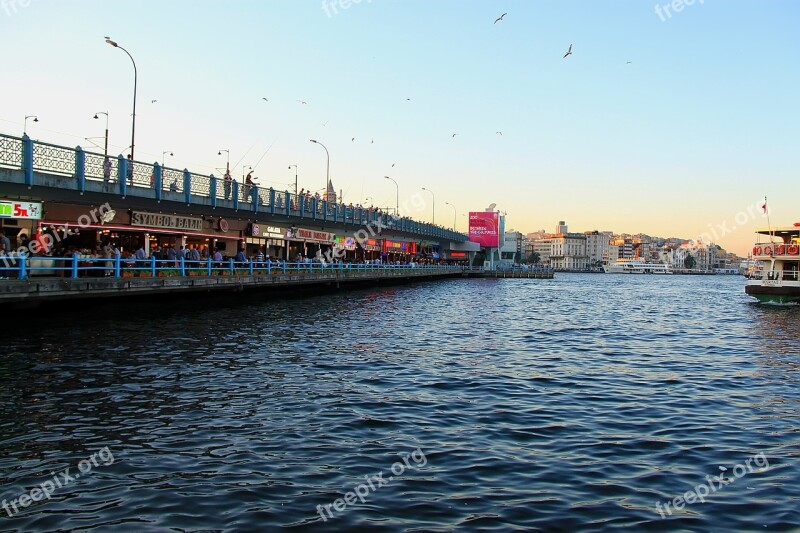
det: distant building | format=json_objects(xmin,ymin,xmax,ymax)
[
  {"xmin": 324, "ymin": 180, "xmax": 337, "ymax": 203},
  {"xmin": 556, "ymin": 221, "xmax": 568, "ymax": 235}
]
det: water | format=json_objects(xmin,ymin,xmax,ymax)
[{"xmin": 1, "ymin": 274, "xmax": 798, "ymax": 531}]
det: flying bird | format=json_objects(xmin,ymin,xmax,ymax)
[
  {"xmin": 563, "ymin": 44, "xmax": 573, "ymax": 58},
  {"xmin": 151, "ymin": 99, "xmax": 157, "ymax": 103},
  {"xmin": 351, "ymin": 137, "xmax": 355, "ymax": 143},
  {"xmin": 262, "ymin": 97, "xmax": 268, "ymax": 101},
  {"xmin": 626, "ymin": 61, "xmax": 633, "ymax": 64},
  {"xmin": 391, "ymin": 163, "xmax": 395, "ymax": 168},
  {"xmin": 494, "ymin": 13, "xmax": 507, "ymax": 24},
  {"xmin": 371, "ymin": 139, "xmax": 374, "ymax": 144},
  {"xmin": 451, "ymin": 133, "xmax": 459, "ymax": 138},
  {"xmin": 321, "ymin": 121, "xmax": 329, "ymax": 127},
  {"xmin": 297, "ymin": 100, "xmax": 307, "ymax": 105},
  {"xmin": 496, "ymin": 131, "xmax": 503, "ymax": 136}
]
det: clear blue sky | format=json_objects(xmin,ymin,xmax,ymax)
[{"xmin": 2, "ymin": 0, "xmax": 798, "ymax": 254}]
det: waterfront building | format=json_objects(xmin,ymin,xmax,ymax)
[{"xmin": 549, "ymin": 233, "xmax": 589, "ymax": 271}]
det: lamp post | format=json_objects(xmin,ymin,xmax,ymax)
[
  {"xmin": 422, "ymin": 187, "xmax": 435, "ymax": 225},
  {"xmin": 383, "ymin": 176, "xmax": 399, "ymax": 216},
  {"xmin": 288, "ymin": 164, "xmax": 298, "ymax": 196},
  {"xmin": 162, "ymin": 151, "xmax": 173, "ymax": 168},
  {"xmin": 24, "ymin": 115, "xmax": 38, "ymax": 135},
  {"xmin": 218, "ymin": 149, "xmax": 230, "ymax": 173},
  {"xmin": 445, "ymin": 201, "xmax": 457, "ymax": 231},
  {"xmin": 105, "ymin": 38, "xmax": 137, "ymax": 161},
  {"xmin": 93, "ymin": 112, "xmax": 109, "ymax": 158},
  {"xmin": 309, "ymin": 139, "xmax": 330, "ymax": 198}
]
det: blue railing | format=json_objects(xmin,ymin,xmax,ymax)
[
  {"xmin": 0, "ymin": 133, "xmax": 468, "ymax": 242},
  {"xmin": 0, "ymin": 254, "xmax": 478, "ymax": 281}
]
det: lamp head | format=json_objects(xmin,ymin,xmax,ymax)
[
  {"xmin": 105, "ymin": 38, "xmax": 118, "ymax": 47},
  {"xmin": 33, "ymin": 117, "xmax": 38, "ymax": 123},
  {"xmin": 310, "ymin": 139, "xmax": 318, "ymax": 144},
  {"xmin": 93, "ymin": 114, "xmax": 99, "ymax": 120}
]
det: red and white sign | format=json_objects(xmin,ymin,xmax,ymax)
[
  {"xmin": 0, "ymin": 200, "xmax": 43, "ymax": 220},
  {"xmin": 468, "ymin": 211, "xmax": 500, "ymax": 247}
]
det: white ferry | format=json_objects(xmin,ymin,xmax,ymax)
[
  {"xmin": 745, "ymin": 225, "xmax": 800, "ymax": 304},
  {"xmin": 602, "ymin": 260, "xmax": 673, "ymax": 274}
]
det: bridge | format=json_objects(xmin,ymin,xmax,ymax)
[{"xmin": 0, "ymin": 133, "xmax": 468, "ymax": 245}]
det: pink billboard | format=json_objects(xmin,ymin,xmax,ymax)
[{"xmin": 468, "ymin": 211, "xmax": 500, "ymax": 247}]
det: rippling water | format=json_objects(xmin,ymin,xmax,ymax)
[{"xmin": 1, "ymin": 274, "xmax": 798, "ymax": 531}]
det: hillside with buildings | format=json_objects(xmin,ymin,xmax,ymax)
[{"xmin": 501, "ymin": 221, "xmax": 744, "ymax": 273}]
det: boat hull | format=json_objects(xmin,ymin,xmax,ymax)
[{"xmin": 745, "ymin": 284, "xmax": 800, "ymax": 305}]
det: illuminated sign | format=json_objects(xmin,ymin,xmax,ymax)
[
  {"xmin": 294, "ymin": 228, "xmax": 336, "ymax": 243},
  {"xmin": 0, "ymin": 200, "xmax": 43, "ymax": 220},
  {"xmin": 468, "ymin": 211, "xmax": 500, "ymax": 247},
  {"xmin": 451, "ymin": 252, "xmax": 466, "ymax": 257}
]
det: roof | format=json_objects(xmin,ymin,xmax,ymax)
[{"xmin": 755, "ymin": 226, "xmax": 800, "ymax": 237}]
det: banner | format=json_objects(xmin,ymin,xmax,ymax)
[{"xmin": 468, "ymin": 212, "xmax": 500, "ymax": 247}]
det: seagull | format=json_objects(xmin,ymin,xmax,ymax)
[
  {"xmin": 563, "ymin": 44, "xmax": 573, "ymax": 58},
  {"xmin": 351, "ymin": 137, "xmax": 355, "ymax": 143},
  {"xmin": 496, "ymin": 131, "xmax": 503, "ymax": 136},
  {"xmin": 151, "ymin": 99, "xmax": 157, "ymax": 104},
  {"xmin": 391, "ymin": 163, "xmax": 395, "ymax": 168},
  {"xmin": 406, "ymin": 98, "xmax": 411, "ymax": 101},
  {"xmin": 451, "ymin": 133, "xmax": 459, "ymax": 138},
  {"xmin": 371, "ymin": 139, "xmax": 374, "ymax": 144},
  {"xmin": 262, "ymin": 97, "xmax": 268, "ymax": 101},
  {"xmin": 297, "ymin": 100, "xmax": 307, "ymax": 105},
  {"xmin": 321, "ymin": 121, "xmax": 329, "ymax": 127},
  {"xmin": 494, "ymin": 13, "xmax": 507, "ymax": 24},
  {"xmin": 626, "ymin": 61, "xmax": 632, "ymax": 64}
]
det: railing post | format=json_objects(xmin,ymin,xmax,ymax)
[
  {"xmin": 151, "ymin": 256, "xmax": 156, "ymax": 277},
  {"xmin": 17, "ymin": 253, "xmax": 27, "ymax": 280},
  {"xmin": 300, "ymin": 195, "xmax": 306, "ymax": 218},
  {"xmin": 184, "ymin": 169, "xmax": 192, "ymax": 205},
  {"xmin": 71, "ymin": 253, "xmax": 79, "ymax": 279},
  {"xmin": 118, "ymin": 155, "xmax": 127, "ymax": 197},
  {"xmin": 333, "ymin": 203, "xmax": 338, "ymax": 222},
  {"xmin": 210, "ymin": 174, "xmax": 217, "ymax": 208},
  {"xmin": 206, "ymin": 256, "xmax": 212, "ymax": 276},
  {"xmin": 267, "ymin": 260, "xmax": 271, "ymax": 275},
  {"xmin": 233, "ymin": 181, "xmax": 239, "ymax": 210},
  {"xmin": 285, "ymin": 191, "xmax": 291, "ymax": 216},
  {"xmin": 75, "ymin": 146, "xmax": 86, "ymax": 194},
  {"xmin": 179, "ymin": 256, "xmax": 186, "ymax": 277},
  {"xmin": 252, "ymin": 185, "xmax": 259, "ymax": 213},
  {"xmin": 114, "ymin": 254, "xmax": 121, "ymax": 278},
  {"xmin": 229, "ymin": 258, "xmax": 234, "ymax": 275},
  {"xmin": 22, "ymin": 134, "xmax": 34, "ymax": 187},
  {"xmin": 153, "ymin": 162, "xmax": 162, "ymax": 202},
  {"xmin": 269, "ymin": 188, "xmax": 275, "ymax": 214},
  {"xmin": 249, "ymin": 258, "xmax": 254, "ymax": 275},
  {"xmin": 282, "ymin": 261, "xmax": 287, "ymax": 275}
]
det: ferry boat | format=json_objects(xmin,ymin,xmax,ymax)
[
  {"xmin": 602, "ymin": 260, "xmax": 673, "ymax": 274},
  {"xmin": 745, "ymin": 225, "xmax": 800, "ymax": 304}
]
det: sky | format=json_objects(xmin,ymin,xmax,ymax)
[{"xmin": 1, "ymin": 0, "xmax": 798, "ymax": 255}]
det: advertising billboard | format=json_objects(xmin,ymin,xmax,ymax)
[{"xmin": 468, "ymin": 211, "xmax": 500, "ymax": 247}]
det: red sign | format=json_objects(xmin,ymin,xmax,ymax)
[
  {"xmin": 468, "ymin": 212, "xmax": 500, "ymax": 247},
  {"xmin": 451, "ymin": 252, "xmax": 466, "ymax": 257}
]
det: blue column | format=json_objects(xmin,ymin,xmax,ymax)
[
  {"xmin": 71, "ymin": 253, "xmax": 79, "ymax": 279},
  {"xmin": 183, "ymin": 169, "xmax": 191, "ymax": 205},
  {"xmin": 17, "ymin": 253, "xmax": 27, "ymax": 280},
  {"xmin": 285, "ymin": 191, "xmax": 290, "ymax": 216},
  {"xmin": 249, "ymin": 259, "xmax": 254, "ymax": 275},
  {"xmin": 153, "ymin": 162, "xmax": 162, "ymax": 202},
  {"xmin": 311, "ymin": 198, "xmax": 317, "ymax": 220},
  {"xmin": 333, "ymin": 203, "xmax": 339, "ymax": 222},
  {"xmin": 22, "ymin": 134, "xmax": 33, "ymax": 187},
  {"xmin": 210, "ymin": 174, "xmax": 217, "ymax": 208},
  {"xmin": 322, "ymin": 200, "xmax": 328, "ymax": 222},
  {"xmin": 228, "ymin": 258, "xmax": 234, "ymax": 275},
  {"xmin": 118, "ymin": 155, "xmax": 127, "ymax": 197},
  {"xmin": 179, "ymin": 256, "xmax": 186, "ymax": 277},
  {"xmin": 150, "ymin": 256, "xmax": 156, "ymax": 277},
  {"xmin": 206, "ymin": 256, "xmax": 212, "ymax": 276},
  {"xmin": 300, "ymin": 195, "xmax": 305, "ymax": 218},
  {"xmin": 252, "ymin": 185, "xmax": 259, "ymax": 213},
  {"xmin": 75, "ymin": 146, "xmax": 86, "ymax": 193},
  {"xmin": 114, "ymin": 254, "xmax": 121, "ymax": 277},
  {"xmin": 269, "ymin": 188, "xmax": 276, "ymax": 214},
  {"xmin": 358, "ymin": 207, "xmax": 363, "ymax": 224},
  {"xmin": 233, "ymin": 181, "xmax": 239, "ymax": 210}
]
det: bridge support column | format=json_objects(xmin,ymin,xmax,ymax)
[{"xmin": 76, "ymin": 146, "xmax": 85, "ymax": 194}]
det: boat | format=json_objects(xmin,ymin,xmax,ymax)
[
  {"xmin": 745, "ymin": 225, "xmax": 800, "ymax": 304},
  {"xmin": 602, "ymin": 260, "xmax": 673, "ymax": 274}
]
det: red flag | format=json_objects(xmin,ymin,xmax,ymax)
[{"xmin": 761, "ymin": 198, "xmax": 768, "ymax": 214}]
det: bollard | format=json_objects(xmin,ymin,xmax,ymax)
[
  {"xmin": 17, "ymin": 253, "xmax": 27, "ymax": 280},
  {"xmin": 180, "ymin": 256, "xmax": 186, "ymax": 277},
  {"xmin": 71, "ymin": 253, "xmax": 79, "ymax": 279}
]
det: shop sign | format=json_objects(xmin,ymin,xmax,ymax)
[
  {"xmin": 131, "ymin": 211, "xmax": 203, "ymax": 231},
  {"xmin": 0, "ymin": 200, "xmax": 43, "ymax": 220},
  {"xmin": 362, "ymin": 238, "xmax": 382, "ymax": 251},
  {"xmin": 219, "ymin": 218, "xmax": 229, "ymax": 232},
  {"xmin": 293, "ymin": 228, "xmax": 335, "ymax": 243},
  {"xmin": 251, "ymin": 224, "xmax": 284, "ymax": 239},
  {"xmin": 334, "ymin": 236, "xmax": 356, "ymax": 250}
]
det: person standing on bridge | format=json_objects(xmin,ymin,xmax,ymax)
[
  {"xmin": 223, "ymin": 170, "xmax": 232, "ymax": 200},
  {"xmin": 126, "ymin": 154, "xmax": 134, "ymax": 185},
  {"xmin": 103, "ymin": 157, "xmax": 112, "ymax": 182}
]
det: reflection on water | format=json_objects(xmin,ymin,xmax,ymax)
[{"xmin": 0, "ymin": 275, "xmax": 798, "ymax": 531}]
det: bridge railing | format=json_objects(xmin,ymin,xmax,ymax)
[
  {"xmin": 0, "ymin": 132, "xmax": 468, "ymax": 242},
  {"xmin": 0, "ymin": 254, "xmax": 479, "ymax": 281}
]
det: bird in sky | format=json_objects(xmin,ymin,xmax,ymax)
[
  {"xmin": 451, "ymin": 133, "xmax": 459, "ymax": 138},
  {"xmin": 151, "ymin": 99, "xmax": 157, "ymax": 104},
  {"xmin": 262, "ymin": 97, "xmax": 268, "ymax": 101},
  {"xmin": 391, "ymin": 163, "xmax": 395, "ymax": 168},
  {"xmin": 371, "ymin": 139, "xmax": 374, "ymax": 144},
  {"xmin": 494, "ymin": 13, "xmax": 507, "ymax": 24},
  {"xmin": 406, "ymin": 98, "xmax": 411, "ymax": 101},
  {"xmin": 351, "ymin": 137, "xmax": 355, "ymax": 143},
  {"xmin": 321, "ymin": 121, "xmax": 329, "ymax": 127},
  {"xmin": 496, "ymin": 131, "xmax": 503, "ymax": 136},
  {"xmin": 297, "ymin": 100, "xmax": 307, "ymax": 105},
  {"xmin": 563, "ymin": 44, "xmax": 573, "ymax": 58},
  {"xmin": 626, "ymin": 61, "xmax": 633, "ymax": 64}
]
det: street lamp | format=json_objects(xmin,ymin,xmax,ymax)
[
  {"xmin": 93, "ymin": 112, "xmax": 109, "ymax": 158},
  {"xmin": 162, "ymin": 150, "xmax": 173, "ymax": 168},
  {"xmin": 309, "ymin": 139, "xmax": 330, "ymax": 198},
  {"xmin": 218, "ymin": 149, "xmax": 230, "ymax": 173},
  {"xmin": 288, "ymin": 164, "xmax": 298, "ymax": 196},
  {"xmin": 105, "ymin": 37, "xmax": 137, "ymax": 161},
  {"xmin": 384, "ymin": 176, "xmax": 399, "ymax": 216},
  {"xmin": 24, "ymin": 115, "xmax": 38, "ymax": 135},
  {"xmin": 445, "ymin": 201, "xmax": 457, "ymax": 231},
  {"xmin": 422, "ymin": 187, "xmax": 435, "ymax": 225}
]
